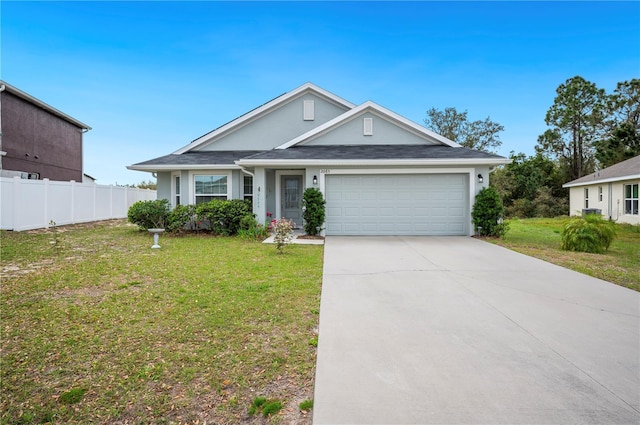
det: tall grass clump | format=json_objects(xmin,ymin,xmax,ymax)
[{"xmin": 560, "ymin": 214, "xmax": 617, "ymax": 254}]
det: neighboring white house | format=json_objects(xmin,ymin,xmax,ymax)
[
  {"xmin": 563, "ymin": 155, "xmax": 640, "ymax": 225},
  {"xmin": 128, "ymin": 83, "xmax": 510, "ymax": 236}
]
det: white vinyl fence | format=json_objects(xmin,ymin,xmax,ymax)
[{"xmin": 1, "ymin": 177, "xmax": 157, "ymax": 231}]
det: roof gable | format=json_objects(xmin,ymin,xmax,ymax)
[
  {"xmin": 276, "ymin": 101, "xmax": 460, "ymax": 149},
  {"xmin": 173, "ymin": 83, "xmax": 355, "ymax": 154},
  {"xmin": 563, "ymin": 155, "xmax": 640, "ymax": 187}
]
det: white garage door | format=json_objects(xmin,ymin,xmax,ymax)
[{"xmin": 325, "ymin": 174, "xmax": 469, "ymax": 236}]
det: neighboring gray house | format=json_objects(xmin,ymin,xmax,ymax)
[
  {"xmin": 128, "ymin": 83, "xmax": 509, "ymax": 236},
  {"xmin": 563, "ymin": 155, "xmax": 640, "ymax": 225}
]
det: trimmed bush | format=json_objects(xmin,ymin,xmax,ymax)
[
  {"xmin": 302, "ymin": 187, "xmax": 326, "ymax": 236},
  {"xmin": 166, "ymin": 204, "xmax": 197, "ymax": 233},
  {"xmin": 194, "ymin": 199, "xmax": 252, "ymax": 235},
  {"xmin": 561, "ymin": 214, "xmax": 617, "ymax": 254},
  {"xmin": 472, "ymin": 187, "xmax": 508, "ymax": 238},
  {"xmin": 127, "ymin": 199, "xmax": 170, "ymax": 230}
]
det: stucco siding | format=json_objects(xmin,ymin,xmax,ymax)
[
  {"xmin": 1, "ymin": 91, "xmax": 83, "ymax": 181},
  {"xmin": 304, "ymin": 111, "xmax": 435, "ymax": 146},
  {"xmin": 197, "ymin": 93, "xmax": 349, "ymax": 151},
  {"xmin": 569, "ymin": 179, "xmax": 640, "ymax": 225}
]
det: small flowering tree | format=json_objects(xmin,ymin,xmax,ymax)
[{"xmin": 272, "ymin": 218, "xmax": 294, "ymax": 254}]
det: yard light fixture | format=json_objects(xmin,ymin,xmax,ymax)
[
  {"xmin": 313, "ymin": 175, "xmax": 318, "ymax": 185},
  {"xmin": 477, "ymin": 174, "xmax": 484, "ymax": 184}
]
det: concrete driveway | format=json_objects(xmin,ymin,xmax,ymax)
[{"xmin": 313, "ymin": 237, "xmax": 640, "ymax": 424}]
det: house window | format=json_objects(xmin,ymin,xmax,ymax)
[
  {"xmin": 243, "ymin": 175, "xmax": 253, "ymax": 206},
  {"xmin": 194, "ymin": 175, "xmax": 228, "ymax": 204},
  {"xmin": 584, "ymin": 188, "xmax": 589, "ymax": 209},
  {"xmin": 598, "ymin": 186, "xmax": 603, "ymax": 202},
  {"xmin": 624, "ymin": 184, "xmax": 638, "ymax": 215},
  {"xmin": 174, "ymin": 174, "xmax": 181, "ymax": 206}
]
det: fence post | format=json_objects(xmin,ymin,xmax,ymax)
[
  {"xmin": 93, "ymin": 183, "xmax": 97, "ymax": 221},
  {"xmin": 44, "ymin": 178, "xmax": 50, "ymax": 229},
  {"xmin": 12, "ymin": 176, "xmax": 20, "ymax": 231},
  {"xmin": 70, "ymin": 180, "xmax": 76, "ymax": 224}
]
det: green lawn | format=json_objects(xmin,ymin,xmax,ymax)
[
  {"xmin": 1, "ymin": 220, "xmax": 323, "ymax": 424},
  {"xmin": 492, "ymin": 217, "xmax": 640, "ymax": 292}
]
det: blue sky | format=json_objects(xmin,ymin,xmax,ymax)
[{"xmin": 3, "ymin": 1, "xmax": 639, "ymax": 185}]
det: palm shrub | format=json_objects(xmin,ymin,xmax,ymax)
[
  {"xmin": 471, "ymin": 187, "xmax": 508, "ymax": 237},
  {"xmin": 561, "ymin": 214, "xmax": 617, "ymax": 254},
  {"xmin": 127, "ymin": 199, "xmax": 170, "ymax": 230},
  {"xmin": 302, "ymin": 187, "xmax": 326, "ymax": 236}
]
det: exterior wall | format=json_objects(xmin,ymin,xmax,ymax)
[
  {"xmin": 156, "ymin": 172, "xmax": 172, "ymax": 203},
  {"xmin": 197, "ymin": 93, "xmax": 349, "ymax": 151},
  {"xmin": 568, "ymin": 179, "xmax": 640, "ymax": 225},
  {"xmin": 1, "ymin": 91, "xmax": 84, "ymax": 181},
  {"xmin": 304, "ymin": 111, "xmax": 436, "ymax": 146}
]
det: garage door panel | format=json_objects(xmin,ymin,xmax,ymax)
[{"xmin": 326, "ymin": 173, "xmax": 469, "ymax": 236}]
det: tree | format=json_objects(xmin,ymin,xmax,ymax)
[
  {"xmin": 424, "ymin": 107, "xmax": 504, "ymax": 153},
  {"xmin": 536, "ymin": 76, "xmax": 608, "ymax": 181},
  {"xmin": 137, "ymin": 179, "xmax": 157, "ymax": 190},
  {"xmin": 491, "ymin": 152, "xmax": 568, "ymax": 218},
  {"xmin": 595, "ymin": 79, "xmax": 640, "ymax": 168}
]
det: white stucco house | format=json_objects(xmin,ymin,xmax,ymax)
[
  {"xmin": 563, "ymin": 155, "xmax": 639, "ymax": 225},
  {"xmin": 128, "ymin": 83, "xmax": 510, "ymax": 236}
]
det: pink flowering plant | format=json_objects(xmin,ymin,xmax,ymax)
[{"xmin": 272, "ymin": 218, "xmax": 294, "ymax": 254}]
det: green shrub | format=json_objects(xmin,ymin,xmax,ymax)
[
  {"xmin": 195, "ymin": 199, "xmax": 252, "ymax": 235},
  {"xmin": 302, "ymin": 187, "xmax": 326, "ymax": 236},
  {"xmin": 561, "ymin": 214, "xmax": 617, "ymax": 253},
  {"xmin": 166, "ymin": 204, "xmax": 197, "ymax": 233},
  {"xmin": 127, "ymin": 199, "xmax": 170, "ymax": 230},
  {"xmin": 237, "ymin": 214, "xmax": 269, "ymax": 240},
  {"xmin": 472, "ymin": 187, "xmax": 508, "ymax": 238}
]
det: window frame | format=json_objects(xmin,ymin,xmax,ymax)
[
  {"xmin": 624, "ymin": 183, "xmax": 639, "ymax": 216},
  {"xmin": 584, "ymin": 187, "xmax": 589, "ymax": 209},
  {"xmin": 171, "ymin": 171, "xmax": 181, "ymax": 208},
  {"xmin": 190, "ymin": 171, "xmax": 232, "ymax": 204},
  {"xmin": 598, "ymin": 186, "xmax": 603, "ymax": 202},
  {"xmin": 242, "ymin": 174, "xmax": 253, "ymax": 204}
]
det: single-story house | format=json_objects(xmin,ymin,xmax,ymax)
[
  {"xmin": 128, "ymin": 83, "xmax": 510, "ymax": 236},
  {"xmin": 563, "ymin": 155, "xmax": 639, "ymax": 225}
]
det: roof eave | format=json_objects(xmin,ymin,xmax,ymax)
[
  {"xmin": 235, "ymin": 158, "xmax": 511, "ymax": 167},
  {"xmin": 563, "ymin": 174, "xmax": 640, "ymax": 188},
  {"xmin": 1, "ymin": 80, "xmax": 91, "ymax": 130},
  {"xmin": 127, "ymin": 164, "xmax": 241, "ymax": 172},
  {"xmin": 276, "ymin": 101, "xmax": 461, "ymax": 150},
  {"xmin": 172, "ymin": 83, "xmax": 356, "ymax": 155}
]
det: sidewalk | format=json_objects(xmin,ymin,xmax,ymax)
[{"xmin": 262, "ymin": 231, "xmax": 324, "ymax": 245}]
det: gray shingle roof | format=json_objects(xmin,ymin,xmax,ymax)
[
  {"xmin": 564, "ymin": 155, "xmax": 640, "ymax": 187},
  {"xmin": 130, "ymin": 145, "xmax": 507, "ymax": 169},
  {"xmin": 243, "ymin": 145, "xmax": 505, "ymax": 161},
  {"xmin": 132, "ymin": 151, "xmax": 263, "ymax": 166}
]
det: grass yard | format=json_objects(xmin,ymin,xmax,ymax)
[
  {"xmin": 492, "ymin": 217, "xmax": 640, "ymax": 292},
  {"xmin": 1, "ymin": 220, "xmax": 323, "ymax": 424}
]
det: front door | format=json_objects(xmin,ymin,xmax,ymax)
[{"xmin": 281, "ymin": 175, "xmax": 303, "ymax": 227}]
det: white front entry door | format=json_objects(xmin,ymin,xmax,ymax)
[{"xmin": 281, "ymin": 174, "xmax": 303, "ymax": 227}]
